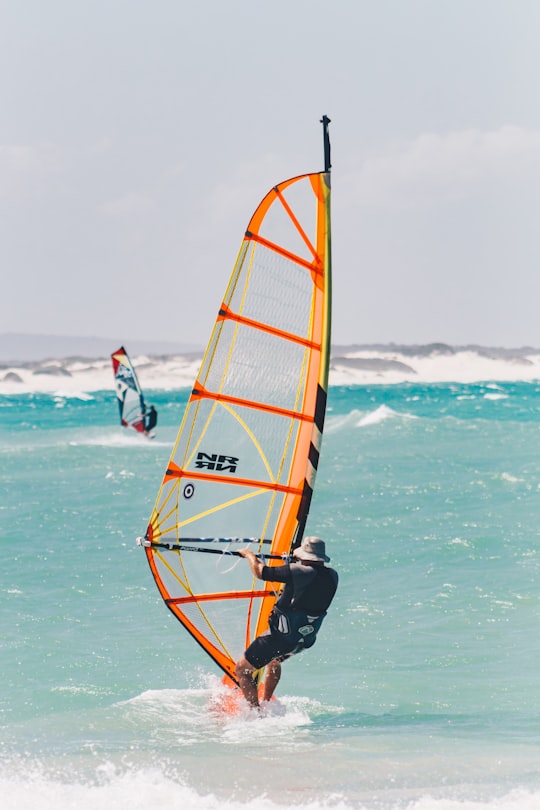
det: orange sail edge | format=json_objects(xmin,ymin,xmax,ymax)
[
  {"xmin": 246, "ymin": 171, "xmax": 327, "ymax": 235},
  {"xmin": 166, "ymin": 599, "xmax": 239, "ymax": 685},
  {"xmin": 166, "ymin": 595, "xmax": 279, "ymax": 701},
  {"xmin": 145, "ymin": 540, "xmax": 278, "ymax": 687}
]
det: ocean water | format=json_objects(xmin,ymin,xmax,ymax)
[{"xmin": 2, "ymin": 380, "xmax": 540, "ymax": 809}]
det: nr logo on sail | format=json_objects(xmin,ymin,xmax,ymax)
[{"xmin": 195, "ymin": 452, "xmax": 239, "ymax": 473}]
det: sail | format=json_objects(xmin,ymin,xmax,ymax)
[
  {"xmin": 111, "ymin": 346, "xmax": 147, "ymax": 433},
  {"xmin": 140, "ymin": 121, "xmax": 332, "ymax": 685}
]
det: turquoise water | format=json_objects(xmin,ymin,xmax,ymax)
[{"xmin": 2, "ymin": 382, "xmax": 540, "ymax": 809}]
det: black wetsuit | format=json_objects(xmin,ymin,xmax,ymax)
[
  {"xmin": 145, "ymin": 407, "xmax": 157, "ymax": 432},
  {"xmin": 244, "ymin": 561, "xmax": 338, "ymax": 669}
]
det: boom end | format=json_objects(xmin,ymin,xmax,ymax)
[{"xmin": 136, "ymin": 536, "xmax": 151, "ymax": 547}]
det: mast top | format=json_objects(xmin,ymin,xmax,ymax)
[{"xmin": 320, "ymin": 115, "xmax": 331, "ymax": 172}]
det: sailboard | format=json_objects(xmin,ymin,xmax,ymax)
[
  {"xmin": 138, "ymin": 117, "xmax": 332, "ymax": 690},
  {"xmin": 111, "ymin": 346, "xmax": 151, "ymax": 435}
]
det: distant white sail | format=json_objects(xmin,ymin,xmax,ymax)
[{"xmin": 111, "ymin": 346, "xmax": 147, "ymax": 434}]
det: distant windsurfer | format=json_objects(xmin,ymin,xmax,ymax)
[
  {"xmin": 144, "ymin": 404, "xmax": 158, "ymax": 434},
  {"xmin": 235, "ymin": 536, "xmax": 338, "ymax": 709}
]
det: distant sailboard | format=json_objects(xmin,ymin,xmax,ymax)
[
  {"xmin": 111, "ymin": 346, "xmax": 156, "ymax": 436},
  {"xmin": 138, "ymin": 117, "xmax": 332, "ymax": 691}
]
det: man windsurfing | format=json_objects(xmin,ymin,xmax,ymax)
[{"xmin": 235, "ymin": 536, "xmax": 338, "ymax": 709}]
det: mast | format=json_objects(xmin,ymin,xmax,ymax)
[{"xmin": 321, "ymin": 114, "xmax": 331, "ymax": 172}]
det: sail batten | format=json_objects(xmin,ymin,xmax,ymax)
[
  {"xmin": 167, "ymin": 590, "xmax": 271, "ymax": 606},
  {"xmin": 245, "ymin": 231, "xmax": 322, "ymax": 275},
  {"xmin": 274, "ymin": 186, "xmax": 319, "ymax": 261},
  {"xmin": 191, "ymin": 385, "xmax": 315, "ymax": 422},
  {"xmin": 141, "ymin": 122, "xmax": 332, "ymax": 685},
  {"xmin": 161, "ymin": 466, "xmax": 304, "ymax": 495},
  {"xmin": 217, "ymin": 303, "xmax": 321, "ymax": 350}
]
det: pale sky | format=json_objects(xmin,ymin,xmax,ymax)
[{"xmin": 2, "ymin": 0, "xmax": 540, "ymax": 348}]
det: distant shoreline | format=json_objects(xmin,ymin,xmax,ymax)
[
  {"xmin": 2, "ymin": 333, "xmax": 540, "ymax": 365},
  {"xmin": 2, "ymin": 343, "xmax": 540, "ymax": 394}
]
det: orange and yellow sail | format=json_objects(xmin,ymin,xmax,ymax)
[{"xmin": 140, "ymin": 118, "xmax": 332, "ymax": 686}]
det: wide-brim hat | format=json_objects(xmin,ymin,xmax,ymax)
[{"xmin": 293, "ymin": 536, "xmax": 330, "ymax": 563}]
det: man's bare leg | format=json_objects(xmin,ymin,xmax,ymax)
[
  {"xmin": 235, "ymin": 656, "xmax": 259, "ymax": 708},
  {"xmin": 261, "ymin": 659, "xmax": 281, "ymax": 702}
]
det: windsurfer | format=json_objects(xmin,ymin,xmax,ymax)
[
  {"xmin": 235, "ymin": 536, "xmax": 338, "ymax": 709},
  {"xmin": 144, "ymin": 405, "xmax": 158, "ymax": 434}
]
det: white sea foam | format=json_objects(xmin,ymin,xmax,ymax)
[
  {"xmin": 122, "ymin": 683, "xmax": 311, "ymax": 731},
  {"xmin": 0, "ymin": 355, "xmax": 200, "ymax": 394},
  {"xmin": 1, "ymin": 764, "xmax": 540, "ymax": 810},
  {"xmin": 329, "ymin": 346, "xmax": 540, "ymax": 386},
  {"xmin": 2, "ymin": 346, "xmax": 540, "ymax": 394},
  {"xmin": 69, "ymin": 432, "xmax": 171, "ymax": 448},
  {"xmin": 325, "ymin": 409, "xmax": 365, "ymax": 433},
  {"xmin": 356, "ymin": 404, "xmax": 416, "ymax": 427},
  {"xmin": 499, "ymin": 472, "xmax": 523, "ymax": 484},
  {"xmin": 0, "ymin": 767, "xmax": 345, "ymax": 810}
]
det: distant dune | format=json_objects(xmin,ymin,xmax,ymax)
[
  {"xmin": 3, "ymin": 333, "xmax": 540, "ymax": 366},
  {"xmin": 2, "ymin": 336, "xmax": 540, "ymax": 393}
]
